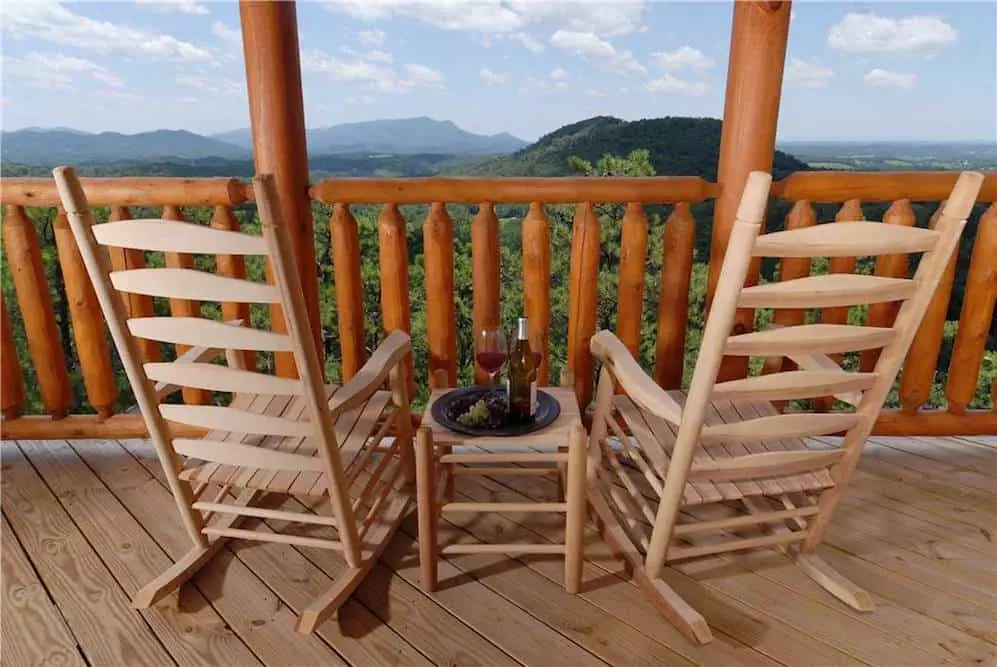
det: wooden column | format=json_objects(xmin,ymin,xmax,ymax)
[
  {"xmin": 239, "ymin": 0, "xmax": 321, "ymax": 371},
  {"xmin": 711, "ymin": 0, "xmax": 791, "ymax": 381}
]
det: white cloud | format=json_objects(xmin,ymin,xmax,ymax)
[
  {"xmin": 5, "ymin": 52, "xmax": 123, "ymax": 89},
  {"xmin": 550, "ymin": 30, "xmax": 645, "ymax": 74},
  {"xmin": 650, "ymin": 46, "xmax": 714, "ymax": 71},
  {"xmin": 1, "ymin": 0, "xmax": 213, "ymax": 62},
  {"xmin": 645, "ymin": 74, "xmax": 707, "ymax": 96},
  {"xmin": 828, "ymin": 13, "xmax": 957, "ymax": 55},
  {"xmin": 324, "ymin": 0, "xmax": 646, "ymax": 37},
  {"xmin": 510, "ymin": 32, "xmax": 544, "ymax": 54},
  {"xmin": 346, "ymin": 95, "xmax": 376, "ymax": 105},
  {"xmin": 480, "ymin": 67, "xmax": 509, "ymax": 87},
  {"xmin": 211, "ymin": 21, "xmax": 242, "ymax": 49},
  {"xmin": 785, "ymin": 57, "xmax": 833, "ymax": 88},
  {"xmin": 585, "ymin": 88, "xmax": 608, "ymax": 97},
  {"xmin": 357, "ymin": 29, "xmax": 386, "ymax": 46},
  {"xmin": 134, "ymin": 0, "xmax": 209, "ymax": 15},
  {"xmin": 550, "ymin": 68, "xmax": 569, "ymax": 81},
  {"xmin": 366, "ymin": 50, "xmax": 394, "ymax": 64},
  {"xmin": 864, "ymin": 68, "xmax": 917, "ymax": 89},
  {"xmin": 302, "ymin": 48, "xmax": 443, "ymax": 94},
  {"xmin": 404, "ymin": 64, "xmax": 445, "ymax": 88},
  {"xmin": 176, "ymin": 74, "xmax": 243, "ymax": 97}
]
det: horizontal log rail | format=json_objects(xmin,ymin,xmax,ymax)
[{"xmin": 1, "ymin": 171, "xmax": 994, "ymax": 440}]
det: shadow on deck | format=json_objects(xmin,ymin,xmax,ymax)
[{"xmin": 2, "ymin": 435, "xmax": 995, "ymax": 666}]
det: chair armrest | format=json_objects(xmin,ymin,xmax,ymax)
[
  {"xmin": 589, "ymin": 330, "xmax": 684, "ymax": 426},
  {"xmin": 153, "ymin": 319, "xmax": 245, "ymax": 401},
  {"xmin": 327, "ymin": 330, "xmax": 411, "ymax": 416}
]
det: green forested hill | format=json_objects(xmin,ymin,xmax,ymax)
[{"xmin": 457, "ymin": 116, "xmax": 809, "ymax": 179}]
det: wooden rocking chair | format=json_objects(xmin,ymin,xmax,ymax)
[
  {"xmin": 53, "ymin": 167, "xmax": 415, "ymax": 634},
  {"xmin": 587, "ymin": 170, "xmax": 984, "ymax": 644}
]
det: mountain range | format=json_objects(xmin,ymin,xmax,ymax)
[{"xmin": 1, "ymin": 117, "xmax": 527, "ymax": 166}]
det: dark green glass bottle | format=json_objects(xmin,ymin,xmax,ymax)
[{"xmin": 507, "ymin": 317, "xmax": 535, "ymax": 425}]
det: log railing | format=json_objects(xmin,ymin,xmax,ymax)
[
  {"xmin": 309, "ymin": 177, "xmax": 716, "ymax": 410},
  {"xmin": 770, "ymin": 171, "xmax": 997, "ymax": 435},
  {"xmin": 1, "ymin": 177, "xmax": 252, "ymax": 438},
  {"xmin": 1, "ymin": 171, "xmax": 994, "ymax": 439}
]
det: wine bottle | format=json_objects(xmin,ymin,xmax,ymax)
[{"xmin": 507, "ymin": 317, "xmax": 535, "ymax": 425}]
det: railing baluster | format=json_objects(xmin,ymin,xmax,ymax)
[
  {"xmin": 567, "ymin": 201, "xmax": 600, "ymax": 407},
  {"xmin": 815, "ymin": 199, "xmax": 862, "ymax": 412},
  {"xmin": 162, "ymin": 205, "xmax": 209, "ymax": 405},
  {"xmin": 946, "ymin": 203, "xmax": 997, "ymax": 414},
  {"xmin": 107, "ymin": 205, "xmax": 160, "ymax": 363},
  {"xmin": 424, "ymin": 202, "xmax": 457, "ymax": 389},
  {"xmin": 861, "ymin": 199, "xmax": 915, "ymax": 372},
  {"xmin": 2, "ymin": 204, "xmax": 72, "ymax": 418},
  {"xmin": 899, "ymin": 200, "xmax": 960, "ymax": 413},
  {"xmin": 522, "ymin": 201, "xmax": 551, "ymax": 385},
  {"xmin": 210, "ymin": 205, "xmax": 255, "ymax": 370},
  {"xmin": 764, "ymin": 200, "xmax": 816, "ymax": 410},
  {"xmin": 330, "ymin": 203, "xmax": 365, "ymax": 380},
  {"xmin": 617, "ymin": 203, "xmax": 648, "ymax": 358},
  {"xmin": 654, "ymin": 202, "xmax": 695, "ymax": 389},
  {"xmin": 379, "ymin": 203, "xmax": 413, "ymax": 397},
  {"xmin": 471, "ymin": 202, "xmax": 500, "ymax": 385},
  {"xmin": 53, "ymin": 206, "xmax": 117, "ymax": 419},
  {"xmin": 1, "ymin": 301, "xmax": 25, "ymax": 419}
]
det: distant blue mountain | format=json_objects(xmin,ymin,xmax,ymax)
[
  {"xmin": 2, "ymin": 128, "xmax": 251, "ymax": 165},
  {"xmin": 212, "ymin": 116, "xmax": 528, "ymax": 155}
]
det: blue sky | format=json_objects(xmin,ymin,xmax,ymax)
[{"xmin": 2, "ymin": 1, "xmax": 995, "ymax": 141}]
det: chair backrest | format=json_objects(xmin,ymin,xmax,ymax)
[
  {"xmin": 676, "ymin": 170, "xmax": 983, "ymax": 467},
  {"xmin": 52, "ymin": 167, "xmax": 356, "ymax": 528}
]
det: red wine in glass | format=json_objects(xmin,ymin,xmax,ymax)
[
  {"xmin": 477, "ymin": 351, "xmax": 507, "ymax": 375},
  {"xmin": 476, "ymin": 328, "xmax": 508, "ymax": 391}
]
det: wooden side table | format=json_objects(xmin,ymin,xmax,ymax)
[{"xmin": 415, "ymin": 386, "xmax": 588, "ymax": 594}]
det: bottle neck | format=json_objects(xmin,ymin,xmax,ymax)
[{"xmin": 516, "ymin": 317, "xmax": 529, "ymax": 340}]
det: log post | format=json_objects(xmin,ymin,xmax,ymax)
[
  {"xmin": 711, "ymin": 0, "xmax": 792, "ymax": 382},
  {"xmin": 239, "ymin": 0, "xmax": 320, "ymax": 373}
]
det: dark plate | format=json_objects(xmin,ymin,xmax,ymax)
[{"xmin": 431, "ymin": 385, "xmax": 561, "ymax": 437}]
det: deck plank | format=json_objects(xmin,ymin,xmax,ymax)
[
  {"xmin": 118, "ymin": 437, "xmax": 437, "ymax": 667},
  {"xmin": 1, "ymin": 514, "xmax": 85, "ymax": 667},
  {"xmin": 17, "ymin": 438, "xmax": 262, "ymax": 667},
  {"xmin": 0, "ymin": 443, "xmax": 174, "ymax": 666},
  {"xmin": 475, "ymin": 457, "xmax": 868, "ymax": 667},
  {"xmin": 2, "ymin": 433, "xmax": 994, "ymax": 667},
  {"xmin": 70, "ymin": 438, "xmax": 348, "ymax": 666}
]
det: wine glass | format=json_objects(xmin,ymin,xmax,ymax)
[
  {"xmin": 529, "ymin": 330, "xmax": 544, "ymax": 384},
  {"xmin": 476, "ymin": 327, "xmax": 508, "ymax": 391}
]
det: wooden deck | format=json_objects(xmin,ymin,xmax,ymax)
[{"xmin": 2, "ymin": 434, "xmax": 995, "ymax": 666}]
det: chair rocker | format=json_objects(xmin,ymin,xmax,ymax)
[
  {"xmin": 586, "ymin": 170, "xmax": 984, "ymax": 644},
  {"xmin": 54, "ymin": 167, "xmax": 416, "ymax": 633}
]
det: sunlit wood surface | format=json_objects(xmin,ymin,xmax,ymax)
[{"xmin": 2, "ymin": 435, "xmax": 995, "ymax": 666}]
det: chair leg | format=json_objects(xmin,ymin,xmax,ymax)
[
  {"xmin": 414, "ymin": 427, "xmax": 438, "ymax": 592},
  {"xmin": 563, "ymin": 425, "xmax": 587, "ymax": 594},
  {"xmin": 134, "ymin": 487, "xmax": 261, "ymax": 608},
  {"xmin": 297, "ymin": 491, "xmax": 412, "ymax": 633},
  {"xmin": 589, "ymin": 490, "xmax": 713, "ymax": 645},
  {"xmin": 795, "ymin": 552, "xmax": 875, "ymax": 612}
]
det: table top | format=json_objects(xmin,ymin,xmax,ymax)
[{"xmin": 421, "ymin": 386, "xmax": 582, "ymax": 447}]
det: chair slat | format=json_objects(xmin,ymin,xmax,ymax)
[
  {"xmin": 687, "ymin": 450, "xmax": 845, "ymax": 482},
  {"xmin": 700, "ymin": 413, "xmax": 860, "ymax": 445},
  {"xmin": 93, "ymin": 219, "xmax": 268, "ymax": 255},
  {"xmin": 738, "ymin": 274, "xmax": 917, "ymax": 309},
  {"xmin": 111, "ymin": 268, "xmax": 280, "ymax": 304},
  {"xmin": 161, "ymin": 404, "xmax": 312, "ymax": 437},
  {"xmin": 128, "ymin": 317, "xmax": 292, "ymax": 352},
  {"xmin": 173, "ymin": 438, "xmax": 324, "ymax": 472},
  {"xmin": 752, "ymin": 221, "xmax": 940, "ymax": 258},
  {"xmin": 725, "ymin": 324, "xmax": 895, "ymax": 357},
  {"xmin": 145, "ymin": 361, "xmax": 303, "ymax": 395},
  {"xmin": 711, "ymin": 370, "xmax": 878, "ymax": 402}
]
